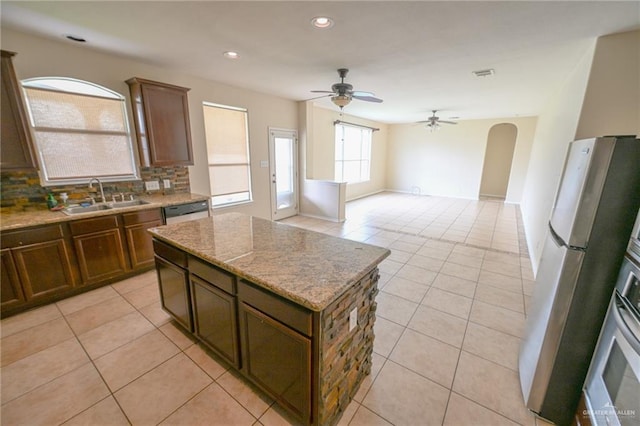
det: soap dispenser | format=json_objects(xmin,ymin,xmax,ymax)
[{"xmin": 46, "ymin": 193, "xmax": 58, "ymax": 209}]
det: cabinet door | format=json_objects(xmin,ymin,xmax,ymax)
[
  {"xmin": 125, "ymin": 219, "xmax": 163, "ymax": 270},
  {"xmin": 126, "ymin": 78, "xmax": 193, "ymax": 167},
  {"xmin": 74, "ymin": 229, "xmax": 128, "ymax": 284},
  {"xmin": 1, "ymin": 249, "xmax": 25, "ymax": 309},
  {"xmin": 155, "ymin": 256, "xmax": 192, "ymax": 331},
  {"xmin": 191, "ymin": 275, "xmax": 239, "ymax": 367},
  {"xmin": 240, "ymin": 302, "xmax": 311, "ymax": 422},
  {"xmin": 12, "ymin": 239, "xmax": 76, "ymax": 300},
  {"xmin": 1, "ymin": 51, "xmax": 37, "ymax": 171}
]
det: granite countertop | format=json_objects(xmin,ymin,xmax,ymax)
[
  {"xmin": 0, "ymin": 193, "xmax": 210, "ymax": 231},
  {"xmin": 148, "ymin": 212, "xmax": 391, "ymax": 311}
]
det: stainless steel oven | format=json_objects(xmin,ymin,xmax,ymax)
[
  {"xmin": 585, "ymin": 256, "xmax": 640, "ymax": 425},
  {"xmin": 628, "ymin": 209, "xmax": 640, "ymax": 265}
]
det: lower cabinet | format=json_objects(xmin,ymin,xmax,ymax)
[
  {"xmin": 239, "ymin": 302, "xmax": 311, "ymax": 421},
  {"xmin": 152, "ymin": 239, "xmax": 313, "ymax": 424},
  {"xmin": 1, "ymin": 249, "xmax": 25, "ymax": 309},
  {"xmin": 123, "ymin": 209, "xmax": 163, "ymax": 270},
  {"xmin": 191, "ymin": 275, "xmax": 239, "ymax": 367},
  {"xmin": 156, "ymin": 255, "xmax": 192, "ymax": 331},
  {"xmin": 1, "ymin": 207, "xmax": 162, "ymax": 317},
  {"xmin": 71, "ymin": 215, "xmax": 128, "ymax": 284},
  {"xmin": 1, "ymin": 224, "xmax": 77, "ymax": 310}
]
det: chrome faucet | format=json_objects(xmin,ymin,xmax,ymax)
[{"xmin": 88, "ymin": 177, "xmax": 106, "ymax": 203}]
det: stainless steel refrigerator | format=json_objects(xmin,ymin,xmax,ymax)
[{"xmin": 519, "ymin": 136, "xmax": 640, "ymax": 425}]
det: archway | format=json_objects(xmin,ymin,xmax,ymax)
[{"xmin": 479, "ymin": 123, "xmax": 518, "ymax": 200}]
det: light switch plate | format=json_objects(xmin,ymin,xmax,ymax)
[
  {"xmin": 145, "ymin": 181, "xmax": 160, "ymax": 191},
  {"xmin": 163, "ymin": 179, "xmax": 171, "ymax": 189},
  {"xmin": 349, "ymin": 307, "xmax": 357, "ymax": 331}
]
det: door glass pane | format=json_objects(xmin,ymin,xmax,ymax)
[{"xmin": 275, "ymin": 137, "xmax": 294, "ymax": 210}]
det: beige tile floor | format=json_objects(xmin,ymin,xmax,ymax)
[{"xmin": 1, "ymin": 192, "xmax": 552, "ymax": 425}]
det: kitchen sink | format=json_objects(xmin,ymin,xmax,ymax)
[
  {"xmin": 62, "ymin": 204, "xmax": 113, "ymax": 215},
  {"xmin": 62, "ymin": 200, "xmax": 150, "ymax": 215},
  {"xmin": 109, "ymin": 200, "xmax": 150, "ymax": 208}
]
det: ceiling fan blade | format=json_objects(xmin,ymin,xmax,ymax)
[
  {"xmin": 352, "ymin": 94, "xmax": 383, "ymax": 103},
  {"xmin": 415, "ymin": 120, "xmax": 431, "ymax": 124},
  {"xmin": 310, "ymin": 90, "xmax": 335, "ymax": 94},
  {"xmin": 304, "ymin": 94, "xmax": 332, "ymax": 101},
  {"xmin": 439, "ymin": 120, "xmax": 458, "ymax": 125},
  {"xmin": 352, "ymin": 90, "xmax": 375, "ymax": 97}
]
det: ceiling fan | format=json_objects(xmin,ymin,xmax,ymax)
[
  {"xmin": 418, "ymin": 110, "xmax": 458, "ymax": 131},
  {"xmin": 311, "ymin": 68, "xmax": 383, "ymax": 109}
]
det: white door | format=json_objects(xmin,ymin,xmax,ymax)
[{"xmin": 269, "ymin": 128, "xmax": 298, "ymax": 220}]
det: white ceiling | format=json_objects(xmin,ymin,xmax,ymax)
[{"xmin": 2, "ymin": 1, "xmax": 638, "ymax": 123}]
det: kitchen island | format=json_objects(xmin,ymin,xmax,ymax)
[{"xmin": 148, "ymin": 213, "xmax": 390, "ymax": 425}]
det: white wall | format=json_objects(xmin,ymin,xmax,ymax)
[
  {"xmin": 519, "ymin": 42, "xmax": 596, "ymax": 271},
  {"xmin": 2, "ymin": 28, "xmax": 298, "ymax": 220},
  {"xmin": 521, "ymin": 30, "xmax": 639, "ymax": 272},
  {"xmin": 386, "ymin": 116, "xmax": 537, "ymax": 202},
  {"xmin": 576, "ymin": 30, "xmax": 640, "ymax": 139},
  {"xmin": 305, "ymin": 105, "xmax": 388, "ymax": 201}
]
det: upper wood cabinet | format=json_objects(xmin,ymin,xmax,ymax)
[
  {"xmin": 126, "ymin": 77, "xmax": 194, "ymax": 167},
  {"xmin": 1, "ymin": 50, "xmax": 38, "ymax": 171}
]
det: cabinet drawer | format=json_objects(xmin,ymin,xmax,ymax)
[
  {"xmin": 122, "ymin": 208, "xmax": 162, "ymax": 226},
  {"xmin": 238, "ymin": 280, "xmax": 312, "ymax": 337},
  {"xmin": 189, "ymin": 256, "xmax": 235, "ymax": 294},
  {"xmin": 153, "ymin": 239, "xmax": 187, "ymax": 268},
  {"xmin": 2, "ymin": 224, "xmax": 65, "ymax": 248},
  {"xmin": 70, "ymin": 215, "xmax": 119, "ymax": 235}
]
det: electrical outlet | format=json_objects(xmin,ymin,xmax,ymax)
[
  {"xmin": 163, "ymin": 179, "xmax": 171, "ymax": 189},
  {"xmin": 349, "ymin": 307, "xmax": 357, "ymax": 331},
  {"xmin": 145, "ymin": 181, "xmax": 160, "ymax": 191}
]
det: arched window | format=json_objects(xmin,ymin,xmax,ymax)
[{"xmin": 21, "ymin": 77, "xmax": 138, "ymax": 185}]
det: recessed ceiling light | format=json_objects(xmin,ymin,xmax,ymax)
[
  {"xmin": 65, "ymin": 35, "xmax": 86, "ymax": 43},
  {"xmin": 311, "ymin": 16, "xmax": 334, "ymax": 29},
  {"xmin": 223, "ymin": 51, "xmax": 239, "ymax": 59}
]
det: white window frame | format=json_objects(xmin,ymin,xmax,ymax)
[
  {"xmin": 334, "ymin": 123, "xmax": 372, "ymax": 183},
  {"xmin": 202, "ymin": 102, "xmax": 252, "ymax": 208},
  {"xmin": 21, "ymin": 77, "xmax": 139, "ymax": 186}
]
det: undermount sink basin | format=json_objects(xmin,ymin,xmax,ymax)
[
  {"xmin": 62, "ymin": 204, "xmax": 113, "ymax": 215},
  {"xmin": 62, "ymin": 200, "xmax": 150, "ymax": 215},
  {"xmin": 109, "ymin": 200, "xmax": 150, "ymax": 208}
]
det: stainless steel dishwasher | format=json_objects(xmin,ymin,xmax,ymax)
[{"xmin": 162, "ymin": 200, "xmax": 210, "ymax": 224}]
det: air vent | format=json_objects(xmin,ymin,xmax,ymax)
[{"xmin": 473, "ymin": 69, "xmax": 495, "ymax": 77}]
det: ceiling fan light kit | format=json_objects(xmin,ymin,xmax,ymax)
[
  {"xmin": 331, "ymin": 95, "xmax": 351, "ymax": 107},
  {"xmin": 311, "ymin": 68, "xmax": 383, "ymax": 110},
  {"xmin": 418, "ymin": 110, "xmax": 458, "ymax": 131}
]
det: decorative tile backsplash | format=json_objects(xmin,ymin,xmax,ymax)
[{"xmin": 0, "ymin": 166, "xmax": 191, "ymax": 212}]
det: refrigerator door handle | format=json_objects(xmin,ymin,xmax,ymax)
[{"xmin": 549, "ymin": 222, "xmax": 586, "ymax": 251}]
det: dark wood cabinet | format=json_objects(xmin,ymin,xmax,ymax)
[
  {"xmin": 126, "ymin": 77, "xmax": 193, "ymax": 167},
  {"xmin": 1, "ymin": 207, "xmax": 164, "ymax": 317},
  {"xmin": 151, "ymin": 241, "xmax": 316, "ymax": 424},
  {"xmin": 238, "ymin": 280, "xmax": 312, "ymax": 422},
  {"xmin": 1, "ymin": 224, "xmax": 77, "ymax": 304},
  {"xmin": 1, "ymin": 249, "xmax": 25, "ymax": 309},
  {"xmin": 190, "ymin": 258, "xmax": 239, "ymax": 367},
  {"xmin": 1, "ymin": 50, "xmax": 38, "ymax": 171},
  {"xmin": 123, "ymin": 209, "xmax": 163, "ymax": 270},
  {"xmin": 239, "ymin": 302, "xmax": 312, "ymax": 421},
  {"xmin": 155, "ymin": 255, "xmax": 192, "ymax": 331},
  {"xmin": 70, "ymin": 215, "xmax": 128, "ymax": 285}
]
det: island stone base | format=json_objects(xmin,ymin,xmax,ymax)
[{"xmin": 318, "ymin": 268, "xmax": 379, "ymax": 425}]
